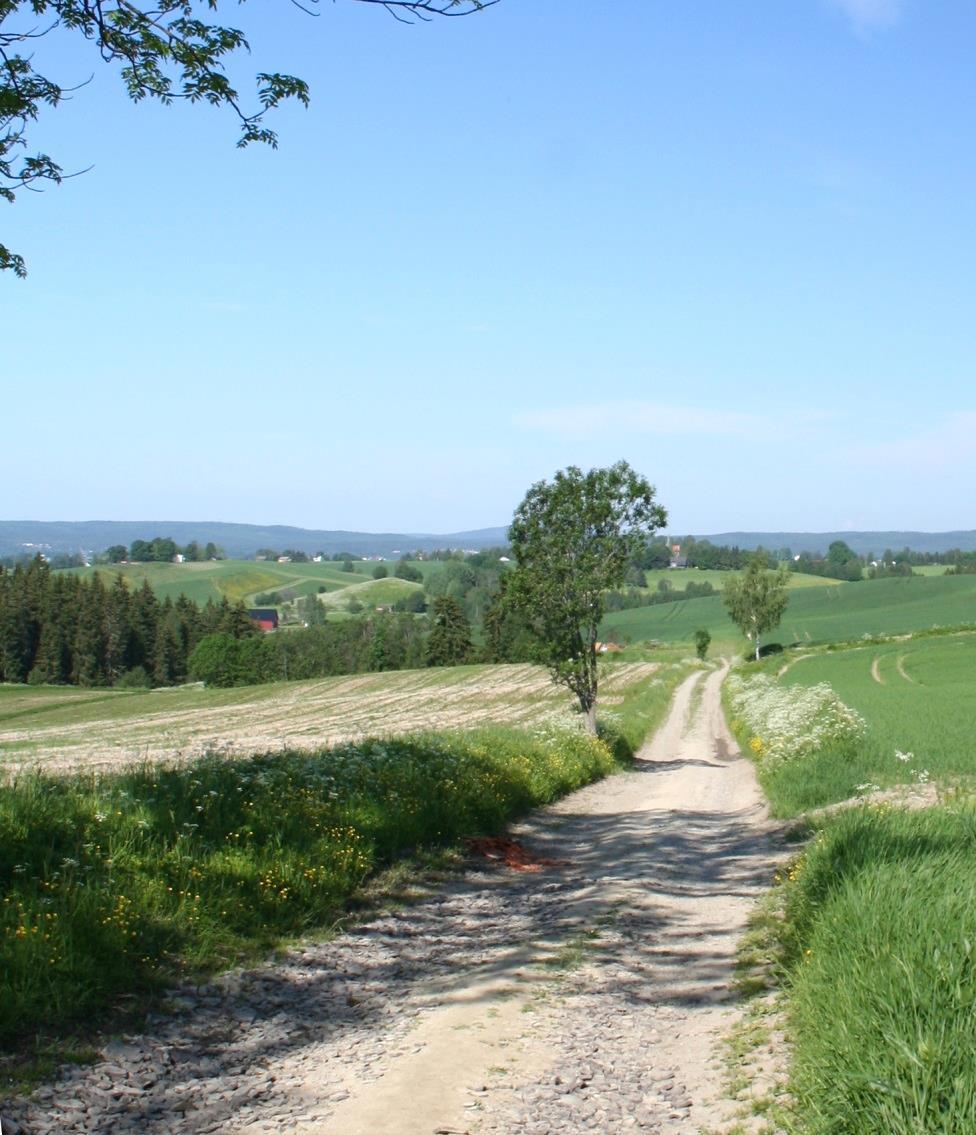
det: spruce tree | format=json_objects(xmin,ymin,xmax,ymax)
[{"xmin": 426, "ymin": 597, "xmax": 473, "ymax": 667}]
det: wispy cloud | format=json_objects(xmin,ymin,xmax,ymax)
[
  {"xmin": 829, "ymin": 0, "xmax": 905, "ymax": 31},
  {"xmin": 512, "ymin": 401, "xmax": 830, "ymax": 440},
  {"xmin": 850, "ymin": 411, "xmax": 976, "ymax": 469}
]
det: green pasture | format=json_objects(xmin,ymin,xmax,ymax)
[
  {"xmin": 603, "ymin": 574, "xmax": 976, "ymax": 651},
  {"xmin": 70, "ymin": 559, "xmax": 379, "ymax": 606},
  {"xmin": 318, "ymin": 576, "xmax": 423, "ymax": 609},
  {"xmin": 641, "ymin": 568, "xmax": 838, "ymax": 592}
]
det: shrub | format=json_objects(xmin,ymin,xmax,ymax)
[{"xmin": 116, "ymin": 666, "xmax": 152, "ymax": 689}]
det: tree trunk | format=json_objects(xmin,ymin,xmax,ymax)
[{"xmin": 582, "ymin": 702, "xmax": 598, "ymax": 735}]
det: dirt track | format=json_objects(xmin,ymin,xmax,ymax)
[{"xmin": 4, "ymin": 663, "xmax": 784, "ymax": 1135}]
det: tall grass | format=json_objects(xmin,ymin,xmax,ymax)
[
  {"xmin": 0, "ymin": 726, "xmax": 619, "ymax": 1046},
  {"xmin": 777, "ymin": 804, "xmax": 976, "ymax": 1134}
]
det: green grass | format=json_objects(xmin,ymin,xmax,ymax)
[
  {"xmin": 603, "ymin": 574, "xmax": 976, "ymax": 652},
  {"xmin": 319, "ymin": 576, "xmax": 423, "ymax": 608},
  {"xmin": 773, "ymin": 804, "xmax": 976, "ymax": 1135},
  {"xmin": 752, "ymin": 632, "xmax": 976, "ymax": 814},
  {"xmin": 642, "ymin": 568, "xmax": 839, "ymax": 592},
  {"xmin": 727, "ymin": 628, "xmax": 976, "ymax": 1131},
  {"xmin": 0, "ymin": 694, "xmax": 674, "ymax": 1050},
  {"xmin": 68, "ymin": 560, "xmax": 380, "ymax": 606},
  {"xmin": 0, "ymin": 643, "xmax": 691, "ymax": 1055}
]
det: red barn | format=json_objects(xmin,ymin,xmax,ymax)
[{"xmin": 247, "ymin": 608, "xmax": 279, "ymax": 633}]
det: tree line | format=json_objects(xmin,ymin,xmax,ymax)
[
  {"xmin": 104, "ymin": 538, "xmax": 224, "ymax": 563},
  {"xmin": 0, "ymin": 558, "xmax": 256, "ymax": 688},
  {"xmin": 0, "ymin": 557, "xmax": 531, "ymax": 690},
  {"xmin": 190, "ymin": 594, "xmax": 482, "ymax": 687}
]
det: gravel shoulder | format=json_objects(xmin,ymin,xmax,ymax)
[{"xmin": 4, "ymin": 663, "xmax": 784, "ymax": 1135}]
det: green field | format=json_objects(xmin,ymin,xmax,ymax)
[
  {"xmin": 773, "ymin": 631, "xmax": 976, "ymax": 794},
  {"xmin": 642, "ymin": 568, "xmax": 840, "ymax": 592},
  {"xmin": 64, "ymin": 558, "xmax": 447, "ymax": 610},
  {"xmin": 68, "ymin": 559, "xmax": 379, "ymax": 605},
  {"xmin": 318, "ymin": 576, "xmax": 423, "ymax": 609},
  {"xmin": 0, "ymin": 656, "xmax": 690, "ymax": 1050},
  {"xmin": 738, "ymin": 631, "xmax": 976, "ymax": 1135},
  {"xmin": 604, "ymin": 573, "xmax": 976, "ymax": 650}
]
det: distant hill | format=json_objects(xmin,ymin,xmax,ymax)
[
  {"xmin": 693, "ymin": 531, "xmax": 976, "ymax": 556},
  {"xmin": 0, "ymin": 521, "xmax": 510, "ymax": 560},
  {"xmin": 4, "ymin": 521, "xmax": 975, "ymax": 561}
]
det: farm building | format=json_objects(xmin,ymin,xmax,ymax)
[{"xmin": 247, "ymin": 609, "xmax": 279, "ymax": 633}]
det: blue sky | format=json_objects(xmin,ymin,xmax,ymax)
[{"xmin": 5, "ymin": 0, "xmax": 975, "ymax": 534}]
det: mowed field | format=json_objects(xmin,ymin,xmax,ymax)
[
  {"xmin": 0, "ymin": 661, "xmax": 662, "ymax": 773},
  {"xmin": 603, "ymin": 573, "xmax": 976, "ymax": 648}
]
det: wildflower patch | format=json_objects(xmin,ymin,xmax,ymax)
[
  {"xmin": 726, "ymin": 673, "xmax": 865, "ymax": 766},
  {"xmin": 0, "ymin": 726, "xmax": 618, "ymax": 1047}
]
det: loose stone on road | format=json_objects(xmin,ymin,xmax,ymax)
[{"xmin": 5, "ymin": 662, "xmax": 784, "ymax": 1135}]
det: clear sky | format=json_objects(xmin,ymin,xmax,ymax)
[{"xmin": 5, "ymin": 0, "xmax": 975, "ymax": 534}]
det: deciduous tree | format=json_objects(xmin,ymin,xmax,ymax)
[
  {"xmin": 507, "ymin": 462, "xmax": 667, "ymax": 733},
  {"xmin": 722, "ymin": 555, "xmax": 790, "ymax": 662}
]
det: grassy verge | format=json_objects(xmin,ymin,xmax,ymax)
[
  {"xmin": 723, "ymin": 666, "xmax": 868, "ymax": 816},
  {"xmin": 771, "ymin": 803, "xmax": 976, "ymax": 1134},
  {"xmin": 0, "ymin": 721, "xmax": 637, "ymax": 1052},
  {"xmin": 724, "ymin": 656, "xmax": 976, "ymax": 1132}
]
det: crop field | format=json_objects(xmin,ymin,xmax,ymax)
[
  {"xmin": 775, "ymin": 631, "xmax": 976, "ymax": 789},
  {"xmin": 603, "ymin": 573, "xmax": 976, "ymax": 649},
  {"xmin": 0, "ymin": 661, "xmax": 666, "ymax": 773}
]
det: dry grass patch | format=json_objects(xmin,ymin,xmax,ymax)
[{"xmin": 0, "ymin": 662, "xmax": 660, "ymax": 774}]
